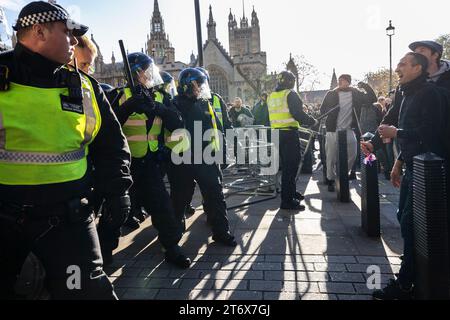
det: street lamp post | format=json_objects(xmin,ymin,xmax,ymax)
[
  {"xmin": 194, "ymin": 0, "xmax": 204, "ymax": 67},
  {"xmin": 386, "ymin": 20, "xmax": 396, "ymax": 92}
]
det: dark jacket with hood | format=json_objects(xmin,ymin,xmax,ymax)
[{"xmin": 431, "ymin": 59, "xmax": 450, "ymax": 91}]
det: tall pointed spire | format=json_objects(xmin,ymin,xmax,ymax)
[
  {"xmin": 330, "ymin": 68, "xmax": 338, "ymax": 89},
  {"xmin": 240, "ymin": 0, "xmax": 248, "ymax": 28},
  {"xmin": 154, "ymin": 0, "xmax": 160, "ymax": 14},
  {"xmin": 207, "ymin": 5, "xmax": 217, "ymax": 40},
  {"xmin": 208, "ymin": 5, "xmax": 214, "ymax": 23},
  {"xmin": 251, "ymin": 5, "xmax": 259, "ymax": 27}
]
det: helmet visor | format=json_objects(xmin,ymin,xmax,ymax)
[
  {"xmin": 165, "ymin": 79, "xmax": 178, "ymax": 98},
  {"xmin": 139, "ymin": 64, "xmax": 164, "ymax": 89},
  {"xmin": 195, "ymin": 81, "xmax": 212, "ymax": 100}
]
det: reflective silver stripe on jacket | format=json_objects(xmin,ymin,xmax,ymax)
[
  {"xmin": 271, "ymin": 118, "xmax": 297, "ymax": 125},
  {"xmin": 127, "ymin": 135, "xmax": 148, "ymax": 142},
  {"xmin": 0, "ymin": 148, "xmax": 86, "ymax": 164},
  {"xmin": 125, "ymin": 120, "xmax": 147, "ymax": 127},
  {"xmin": 80, "ymin": 79, "xmax": 97, "ymax": 148}
]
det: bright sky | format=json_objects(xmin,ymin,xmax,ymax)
[{"xmin": 1, "ymin": 0, "xmax": 449, "ymax": 89}]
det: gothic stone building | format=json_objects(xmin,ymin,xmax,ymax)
[
  {"xmin": 202, "ymin": 5, "xmax": 267, "ymax": 104},
  {"xmin": 92, "ymin": 0, "xmax": 188, "ymax": 87},
  {"xmin": 93, "ymin": 0, "xmax": 268, "ymax": 105}
]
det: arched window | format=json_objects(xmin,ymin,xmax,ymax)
[
  {"xmin": 208, "ymin": 65, "xmax": 229, "ymax": 102},
  {"xmin": 237, "ymin": 88, "xmax": 242, "ymax": 99}
]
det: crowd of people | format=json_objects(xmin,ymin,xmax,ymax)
[{"xmin": 0, "ymin": 1, "xmax": 449, "ymax": 301}]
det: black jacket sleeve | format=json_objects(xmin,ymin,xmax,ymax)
[
  {"xmin": 396, "ymin": 87, "xmax": 442, "ymax": 144},
  {"xmin": 88, "ymin": 80, "xmax": 133, "ymax": 198},
  {"xmin": 288, "ymin": 91, "xmax": 316, "ymax": 127},
  {"xmin": 219, "ymin": 95, "xmax": 233, "ymax": 130},
  {"xmin": 371, "ymin": 90, "xmax": 402, "ymax": 151},
  {"xmin": 159, "ymin": 100, "xmax": 184, "ymax": 132},
  {"xmin": 320, "ymin": 91, "xmax": 336, "ymax": 115}
]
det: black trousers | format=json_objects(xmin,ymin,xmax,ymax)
[
  {"xmin": 166, "ymin": 162, "xmax": 230, "ymax": 237},
  {"xmin": 0, "ymin": 202, "xmax": 116, "ymax": 300},
  {"xmin": 279, "ymin": 130, "xmax": 302, "ymax": 204},
  {"xmin": 130, "ymin": 155, "xmax": 182, "ymax": 249}
]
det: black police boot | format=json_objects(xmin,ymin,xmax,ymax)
[
  {"xmin": 372, "ymin": 279, "xmax": 413, "ymax": 300},
  {"xmin": 281, "ymin": 199, "xmax": 306, "ymax": 211},
  {"xmin": 125, "ymin": 216, "xmax": 141, "ymax": 230},
  {"xmin": 213, "ymin": 233, "xmax": 238, "ymax": 247},
  {"xmin": 295, "ymin": 192, "xmax": 305, "ymax": 201},
  {"xmin": 134, "ymin": 208, "xmax": 148, "ymax": 223},
  {"xmin": 327, "ymin": 180, "xmax": 335, "ymax": 192},
  {"xmin": 165, "ymin": 246, "xmax": 191, "ymax": 269},
  {"xmin": 185, "ymin": 205, "xmax": 196, "ymax": 217}
]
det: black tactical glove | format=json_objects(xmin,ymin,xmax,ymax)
[
  {"xmin": 152, "ymin": 101, "xmax": 168, "ymax": 117},
  {"xmin": 120, "ymin": 85, "xmax": 155, "ymax": 116},
  {"xmin": 103, "ymin": 195, "xmax": 131, "ymax": 230}
]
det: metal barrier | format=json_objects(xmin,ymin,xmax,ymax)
[
  {"xmin": 413, "ymin": 153, "xmax": 450, "ymax": 300},
  {"xmin": 336, "ymin": 130, "xmax": 350, "ymax": 203},
  {"xmin": 223, "ymin": 126, "xmax": 279, "ymax": 210},
  {"xmin": 296, "ymin": 127, "xmax": 318, "ymax": 181},
  {"xmin": 299, "ymin": 129, "xmax": 313, "ymax": 174},
  {"xmin": 319, "ymin": 125, "xmax": 328, "ymax": 185}
]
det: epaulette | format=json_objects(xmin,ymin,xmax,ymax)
[{"xmin": 0, "ymin": 65, "xmax": 10, "ymax": 91}]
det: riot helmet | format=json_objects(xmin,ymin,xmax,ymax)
[
  {"xmin": 160, "ymin": 71, "xmax": 178, "ymax": 98},
  {"xmin": 178, "ymin": 68, "xmax": 212, "ymax": 100},
  {"xmin": 277, "ymin": 71, "xmax": 296, "ymax": 90},
  {"xmin": 127, "ymin": 52, "xmax": 163, "ymax": 89},
  {"xmin": 195, "ymin": 67, "xmax": 210, "ymax": 82}
]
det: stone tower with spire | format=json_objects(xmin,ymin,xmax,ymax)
[
  {"xmin": 207, "ymin": 5, "xmax": 216, "ymax": 41},
  {"xmin": 146, "ymin": 0, "xmax": 175, "ymax": 64},
  {"xmin": 203, "ymin": 3, "xmax": 267, "ymax": 103},
  {"xmin": 228, "ymin": 2, "xmax": 261, "ymax": 56}
]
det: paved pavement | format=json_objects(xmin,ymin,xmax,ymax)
[{"xmin": 106, "ymin": 160, "xmax": 402, "ymax": 301}]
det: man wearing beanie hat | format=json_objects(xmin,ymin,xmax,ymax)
[
  {"xmin": 320, "ymin": 74, "xmax": 377, "ymax": 192},
  {"xmin": 0, "ymin": 1, "xmax": 132, "ymax": 299}
]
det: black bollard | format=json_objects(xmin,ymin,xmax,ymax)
[
  {"xmin": 320, "ymin": 127, "xmax": 328, "ymax": 185},
  {"xmin": 361, "ymin": 154, "xmax": 380, "ymax": 237},
  {"xmin": 413, "ymin": 153, "xmax": 449, "ymax": 300},
  {"xmin": 336, "ymin": 130, "xmax": 350, "ymax": 203}
]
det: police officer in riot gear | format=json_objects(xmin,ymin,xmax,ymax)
[
  {"xmin": 0, "ymin": 1, "xmax": 132, "ymax": 299},
  {"xmin": 112, "ymin": 53, "xmax": 191, "ymax": 269},
  {"xmin": 268, "ymin": 71, "xmax": 318, "ymax": 211},
  {"xmin": 196, "ymin": 67, "xmax": 232, "ymax": 131},
  {"xmin": 168, "ymin": 68, "xmax": 237, "ymax": 247}
]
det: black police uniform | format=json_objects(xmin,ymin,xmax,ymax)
[
  {"xmin": 274, "ymin": 85, "xmax": 317, "ymax": 207},
  {"xmin": 0, "ymin": 43, "xmax": 133, "ymax": 300},
  {"xmin": 112, "ymin": 87, "xmax": 190, "ymax": 268},
  {"xmin": 167, "ymin": 95, "xmax": 236, "ymax": 246}
]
